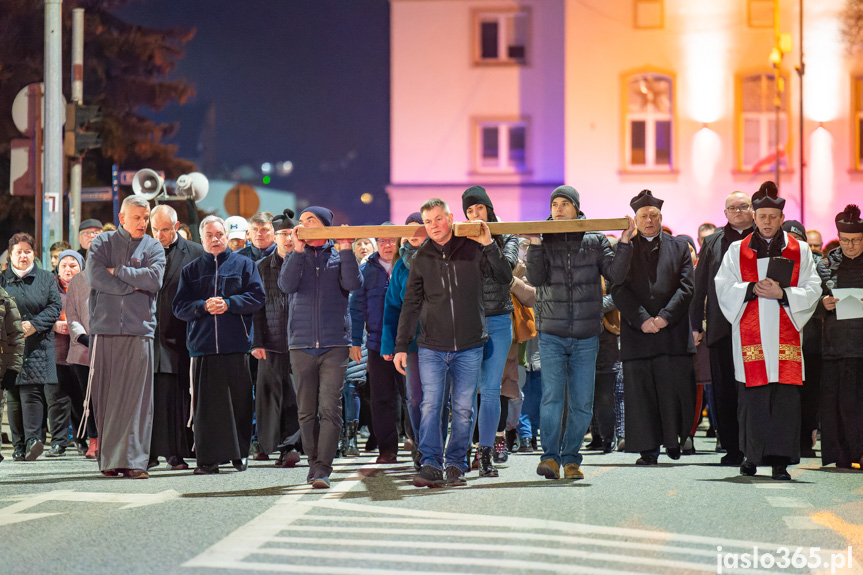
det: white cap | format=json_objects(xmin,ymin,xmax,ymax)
[{"xmin": 225, "ymin": 216, "xmax": 249, "ymax": 240}]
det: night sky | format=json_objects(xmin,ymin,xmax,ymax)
[{"xmin": 113, "ymin": 0, "xmax": 391, "ymax": 224}]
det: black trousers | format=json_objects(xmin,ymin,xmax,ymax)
[
  {"xmin": 255, "ymin": 351, "xmax": 300, "ymax": 454},
  {"xmin": 45, "ymin": 370, "xmax": 74, "ymax": 447},
  {"xmin": 191, "ymin": 353, "xmax": 253, "ymax": 466},
  {"xmin": 291, "ymin": 348, "xmax": 349, "ymax": 479},
  {"xmin": 709, "ymin": 338, "xmax": 742, "ymax": 458},
  {"xmin": 5, "ymin": 384, "xmax": 44, "ymax": 450},
  {"xmin": 69, "ymin": 364, "xmax": 98, "ymax": 438},
  {"xmin": 800, "ymin": 350, "xmax": 822, "ymax": 449},
  {"xmin": 367, "ymin": 349, "xmax": 407, "ymax": 456},
  {"xmin": 151, "ymin": 372, "xmax": 194, "ymax": 459},
  {"xmin": 593, "ymin": 370, "xmax": 618, "ymax": 442}
]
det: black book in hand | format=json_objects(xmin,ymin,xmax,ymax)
[{"xmin": 766, "ymin": 257, "xmax": 794, "ymax": 288}]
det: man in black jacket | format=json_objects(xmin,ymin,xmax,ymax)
[
  {"xmin": 148, "ymin": 204, "xmax": 204, "ymax": 471},
  {"xmin": 394, "ymin": 198, "xmax": 512, "ymax": 488},
  {"xmin": 526, "ymin": 185, "xmax": 634, "ymax": 480},
  {"xmin": 252, "ymin": 210, "xmax": 301, "ymax": 468},
  {"xmin": 690, "ymin": 191, "xmax": 755, "ymax": 465},
  {"xmin": 612, "ymin": 190, "xmax": 695, "ymax": 466}
]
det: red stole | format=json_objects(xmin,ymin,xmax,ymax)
[{"xmin": 738, "ymin": 233, "xmax": 803, "ymax": 387}]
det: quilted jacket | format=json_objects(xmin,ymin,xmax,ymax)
[
  {"xmin": 0, "ymin": 286, "xmax": 25, "ymax": 380},
  {"xmin": 253, "ymin": 250, "xmax": 289, "ymax": 354}
]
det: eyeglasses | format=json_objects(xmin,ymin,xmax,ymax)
[
  {"xmin": 725, "ymin": 205, "xmax": 751, "ymax": 213},
  {"xmin": 378, "ymin": 239, "xmax": 397, "ymax": 246},
  {"xmin": 839, "ymin": 237, "xmax": 863, "ymax": 246},
  {"xmin": 275, "ymin": 231, "xmax": 292, "ymax": 237},
  {"xmin": 79, "ymin": 230, "xmax": 101, "ymax": 237}
]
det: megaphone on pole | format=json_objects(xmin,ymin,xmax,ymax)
[
  {"xmin": 131, "ymin": 169, "xmax": 209, "ymax": 203},
  {"xmin": 131, "ymin": 168, "xmax": 164, "ymax": 201},
  {"xmin": 175, "ymin": 171, "xmax": 209, "ymax": 202}
]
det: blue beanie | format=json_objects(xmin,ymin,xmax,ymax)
[
  {"xmin": 405, "ymin": 212, "xmax": 423, "ymax": 225},
  {"xmin": 300, "ymin": 206, "xmax": 334, "ymax": 227},
  {"xmin": 56, "ymin": 249, "xmax": 85, "ymax": 271}
]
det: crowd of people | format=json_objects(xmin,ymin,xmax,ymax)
[{"xmin": 0, "ymin": 183, "xmax": 861, "ymax": 488}]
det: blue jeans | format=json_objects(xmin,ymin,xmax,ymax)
[
  {"xmin": 343, "ymin": 379, "xmax": 361, "ymax": 422},
  {"xmin": 472, "ymin": 314, "xmax": 513, "ymax": 447},
  {"xmin": 521, "ymin": 369, "xmax": 542, "ymax": 438},
  {"xmin": 539, "ymin": 332, "xmax": 599, "ymax": 466},
  {"xmin": 417, "ymin": 346, "xmax": 483, "ymax": 472},
  {"xmin": 404, "ymin": 352, "xmax": 423, "ymax": 441}
]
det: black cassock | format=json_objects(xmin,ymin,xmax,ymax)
[{"xmin": 612, "ymin": 233, "xmax": 696, "ymax": 454}]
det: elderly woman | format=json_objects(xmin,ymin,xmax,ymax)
[
  {"xmin": 45, "ymin": 250, "xmax": 87, "ymax": 457},
  {"xmin": 0, "ymin": 233, "xmax": 62, "ymax": 461},
  {"xmin": 0, "ymin": 285, "xmax": 26, "ymax": 463},
  {"xmin": 64, "ymin": 257, "xmax": 98, "ymax": 458}
]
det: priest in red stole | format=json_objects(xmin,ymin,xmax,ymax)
[{"xmin": 714, "ymin": 182, "xmax": 821, "ymax": 480}]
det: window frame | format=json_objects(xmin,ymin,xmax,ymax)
[
  {"xmin": 633, "ymin": 0, "xmax": 664, "ymax": 30},
  {"xmin": 472, "ymin": 7, "xmax": 531, "ymax": 67},
  {"xmin": 472, "ymin": 117, "xmax": 531, "ymax": 174},
  {"xmin": 853, "ymin": 76, "xmax": 863, "ymax": 171},
  {"xmin": 747, "ymin": 0, "xmax": 774, "ymax": 29},
  {"xmin": 734, "ymin": 70, "xmax": 792, "ymax": 173},
  {"xmin": 620, "ymin": 69, "xmax": 676, "ymax": 173}
]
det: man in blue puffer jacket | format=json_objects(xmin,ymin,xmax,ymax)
[
  {"xmin": 280, "ymin": 206, "xmax": 362, "ymax": 489},
  {"xmin": 173, "ymin": 215, "xmax": 265, "ymax": 475}
]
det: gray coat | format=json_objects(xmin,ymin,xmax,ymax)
[
  {"xmin": 65, "ymin": 272, "xmax": 91, "ymax": 367},
  {"xmin": 86, "ymin": 226, "xmax": 166, "ymax": 338}
]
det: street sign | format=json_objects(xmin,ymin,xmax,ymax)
[
  {"xmin": 9, "ymin": 139, "xmax": 34, "ymax": 196},
  {"xmin": 81, "ymin": 186, "xmax": 112, "ymax": 202},
  {"xmin": 11, "ymin": 83, "xmax": 66, "ymax": 136}
]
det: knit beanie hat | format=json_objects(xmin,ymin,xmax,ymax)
[
  {"xmin": 405, "ymin": 212, "xmax": 423, "ymax": 225},
  {"xmin": 550, "ymin": 185, "xmax": 580, "ymax": 211},
  {"xmin": 56, "ymin": 249, "xmax": 85, "ymax": 271},
  {"xmin": 300, "ymin": 206, "xmax": 334, "ymax": 227},
  {"xmin": 462, "ymin": 186, "xmax": 494, "ymax": 216}
]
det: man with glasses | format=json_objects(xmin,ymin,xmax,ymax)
[
  {"xmin": 715, "ymin": 182, "xmax": 821, "ymax": 480},
  {"xmin": 689, "ymin": 190, "xmax": 755, "ymax": 466},
  {"xmin": 77, "ymin": 219, "xmax": 103, "ymax": 260},
  {"xmin": 252, "ymin": 210, "xmax": 302, "ymax": 468},
  {"xmin": 818, "ymin": 204, "xmax": 863, "ymax": 470},
  {"xmin": 349, "ymin": 225, "xmax": 406, "ymax": 464}
]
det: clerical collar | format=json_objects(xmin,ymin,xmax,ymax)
[{"xmin": 642, "ymin": 234, "xmax": 658, "ymax": 242}]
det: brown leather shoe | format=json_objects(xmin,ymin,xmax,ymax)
[
  {"xmin": 375, "ymin": 452, "xmax": 398, "ymax": 464},
  {"xmin": 563, "ymin": 463, "xmax": 584, "ymax": 480},
  {"xmin": 100, "ymin": 469, "xmax": 121, "ymax": 477},
  {"xmin": 124, "ymin": 468, "xmax": 149, "ymax": 479},
  {"xmin": 536, "ymin": 459, "xmax": 560, "ymax": 480}
]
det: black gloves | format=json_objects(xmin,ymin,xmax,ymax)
[
  {"xmin": 76, "ymin": 334, "xmax": 90, "ymax": 348},
  {"xmin": 1, "ymin": 369, "xmax": 19, "ymax": 390}
]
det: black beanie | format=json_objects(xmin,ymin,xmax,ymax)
[
  {"xmin": 781, "ymin": 220, "xmax": 806, "ymax": 240},
  {"xmin": 550, "ymin": 185, "xmax": 580, "ymax": 211},
  {"xmin": 462, "ymin": 186, "xmax": 494, "ymax": 216}
]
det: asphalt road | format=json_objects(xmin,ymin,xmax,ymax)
[{"xmin": 1, "ymin": 434, "xmax": 861, "ymax": 575}]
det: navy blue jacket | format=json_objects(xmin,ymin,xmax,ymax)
[
  {"xmin": 279, "ymin": 240, "xmax": 362, "ymax": 350},
  {"xmin": 349, "ymin": 252, "xmax": 391, "ymax": 353},
  {"xmin": 172, "ymin": 249, "xmax": 265, "ymax": 357}
]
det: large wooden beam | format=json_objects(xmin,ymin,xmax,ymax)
[{"xmin": 294, "ymin": 218, "xmax": 628, "ymax": 240}]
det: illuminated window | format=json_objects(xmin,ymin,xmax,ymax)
[
  {"xmin": 854, "ymin": 77, "xmax": 863, "ymax": 170},
  {"xmin": 748, "ymin": 0, "xmax": 774, "ymax": 28},
  {"xmin": 624, "ymin": 73, "xmax": 673, "ymax": 171},
  {"xmin": 737, "ymin": 73, "xmax": 789, "ymax": 172},
  {"xmin": 475, "ymin": 119, "xmax": 528, "ymax": 173},
  {"xmin": 634, "ymin": 0, "xmax": 663, "ymax": 29},
  {"xmin": 474, "ymin": 10, "xmax": 529, "ymax": 65}
]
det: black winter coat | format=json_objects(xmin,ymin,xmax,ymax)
[
  {"xmin": 482, "ymin": 234, "xmax": 519, "ymax": 316},
  {"xmin": 817, "ymin": 247, "xmax": 863, "ymax": 360},
  {"xmin": 612, "ymin": 233, "xmax": 695, "ymax": 361},
  {"xmin": 690, "ymin": 224, "xmax": 754, "ymax": 347},
  {"xmin": 155, "ymin": 235, "xmax": 204, "ymax": 373},
  {"xmin": 253, "ymin": 251, "xmax": 289, "ymax": 354},
  {"xmin": 395, "ymin": 235, "xmax": 512, "ymax": 354},
  {"xmin": 0, "ymin": 286, "xmax": 25, "ymax": 379},
  {"xmin": 526, "ymin": 227, "xmax": 632, "ymax": 340},
  {"xmin": 0, "ymin": 266, "xmax": 62, "ymax": 385}
]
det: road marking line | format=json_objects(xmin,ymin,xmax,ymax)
[
  {"xmin": 754, "ymin": 484, "xmax": 795, "ymax": 490},
  {"xmin": 783, "ymin": 516, "xmax": 828, "ymax": 530},
  {"xmin": 264, "ymin": 536, "xmax": 719, "ymax": 571},
  {"xmin": 269, "ymin": 526, "xmax": 719, "ymax": 558},
  {"xmin": 765, "ymin": 497, "xmax": 813, "ymax": 508}
]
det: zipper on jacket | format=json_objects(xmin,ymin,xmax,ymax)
[
  {"xmin": 315, "ymin": 258, "xmax": 320, "ymax": 349},
  {"xmin": 214, "ymin": 253, "xmax": 220, "ymax": 354},
  {"xmin": 443, "ymin": 255, "xmax": 457, "ymax": 352}
]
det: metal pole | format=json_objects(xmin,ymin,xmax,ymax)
[
  {"xmin": 112, "ymin": 164, "xmax": 120, "ymax": 227},
  {"xmin": 30, "ymin": 85, "xmax": 44, "ymax": 256},
  {"xmin": 70, "ymin": 8, "xmax": 84, "ymax": 250},
  {"xmin": 43, "ymin": 0, "xmax": 64, "ymax": 265},
  {"xmin": 798, "ymin": 0, "xmax": 805, "ymax": 226},
  {"xmin": 773, "ymin": 0, "xmax": 781, "ymax": 188}
]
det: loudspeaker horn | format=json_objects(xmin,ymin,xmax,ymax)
[
  {"xmin": 131, "ymin": 168, "xmax": 164, "ymax": 201},
  {"xmin": 175, "ymin": 172, "xmax": 209, "ymax": 203}
]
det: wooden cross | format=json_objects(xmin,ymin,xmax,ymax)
[{"xmin": 295, "ymin": 218, "xmax": 629, "ymax": 240}]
